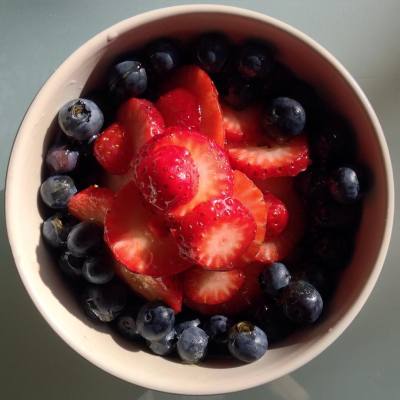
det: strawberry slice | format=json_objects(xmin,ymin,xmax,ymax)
[
  {"xmin": 183, "ymin": 268, "xmax": 245, "ymax": 305},
  {"xmin": 264, "ymin": 192, "xmax": 289, "ymax": 238},
  {"xmin": 114, "ymin": 262, "xmax": 182, "ymax": 312},
  {"xmin": 232, "ymin": 170, "xmax": 267, "ymax": 260},
  {"xmin": 167, "ymin": 66, "xmax": 225, "ymax": 146},
  {"xmin": 174, "ymin": 198, "xmax": 256, "ymax": 270},
  {"xmin": 222, "ymin": 103, "xmax": 266, "ymax": 145},
  {"xmin": 104, "ymin": 182, "xmax": 191, "ymax": 277},
  {"xmin": 94, "ymin": 123, "xmax": 133, "ymax": 175},
  {"xmin": 185, "ymin": 264, "xmax": 265, "ymax": 315},
  {"xmin": 117, "ymin": 98, "xmax": 165, "ymax": 156},
  {"xmin": 228, "ymin": 135, "xmax": 310, "ymax": 179},
  {"xmin": 68, "ymin": 185, "xmax": 114, "ymax": 225},
  {"xmin": 156, "ymin": 88, "xmax": 201, "ymax": 131},
  {"xmin": 134, "ymin": 127, "xmax": 233, "ymax": 218}
]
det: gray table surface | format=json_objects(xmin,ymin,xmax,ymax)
[{"xmin": 1, "ymin": 0, "xmax": 399, "ymax": 399}]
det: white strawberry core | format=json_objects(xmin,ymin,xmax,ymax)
[{"xmin": 197, "ymin": 271, "xmax": 238, "ymax": 302}]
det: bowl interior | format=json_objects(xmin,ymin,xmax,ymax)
[{"xmin": 6, "ymin": 6, "xmax": 392, "ymax": 395}]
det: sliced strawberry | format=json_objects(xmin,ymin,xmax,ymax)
[
  {"xmin": 68, "ymin": 185, "xmax": 114, "ymax": 225},
  {"xmin": 104, "ymin": 167, "xmax": 136, "ymax": 192},
  {"xmin": 183, "ymin": 267, "xmax": 245, "ymax": 305},
  {"xmin": 104, "ymin": 182, "xmax": 191, "ymax": 277},
  {"xmin": 135, "ymin": 144, "xmax": 199, "ymax": 212},
  {"xmin": 232, "ymin": 170, "xmax": 267, "ymax": 259},
  {"xmin": 185, "ymin": 264, "xmax": 265, "ymax": 315},
  {"xmin": 264, "ymin": 192, "xmax": 289, "ymax": 238},
  {"xmin": 114, "ymin": 262, "xmax": 182, "ymax": 312},
  {"xmin": 228, "ymin": 135, "xmax": 310, "ymax": 179},
  {"xmin": 94, "ymin": 123, "xmax": 133, "ymax": 175},
  {"xmin": 167, "ymin": 66, "xmax": 225, "ymax": 146},
  {"xmin": 222, "ymin": 103, "xmax": 266, "ymax": 145},
  {"xmin": 156, "ymin": 88, "xmax": 201, "ymax": 131},
  {"xmin": 117, "ymin": 98, "xmax": 165, "ymax": 156},
  {"xmin": 134, "ymin": 127, "xmax": 233, "ymax": 218},
  {"xmin": 174, "ymin": 198, "xmax": 256, "ymax": 270}
]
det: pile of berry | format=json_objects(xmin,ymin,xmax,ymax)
[{"xmin": 40, "ymin": 33, "xmax": 368, "ymax": 364}]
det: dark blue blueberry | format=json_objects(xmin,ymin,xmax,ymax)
[
  {"xmin": 108, "ymin": 60, "xmax": 147, "ymax": 101},
  {"xmin": 81, "ymin": 281, "xmax": 128, "ymax": 323},
  {"xmin": 58, "ymin": 98, "xmax": 104, "ymax": 141},
  {"xmin": 228, "ymin": 322, "xmax": 268, "ymax": 363},
  {"xmin": 203, "ymin": 315, "xmax": 232, "ymax": 344},
  {"xmin": 40, "ymin": 175, "xmax": 77, "ymax": 209},
  {"xmin": 58, "ymin": 251, "xmax": 84, "ymax": 279},
  {"xmin": 310, "ymin": 117, "xmax": 356, "ymax": 164},
  {"xmin": 296, "ymin": 264, "xmax": 338, "ymax": 299},
  {"xmin": 66, "ymin": 221, "xmax": 103, "ymax": 257},
  {"xmin": 46, "ymin": 145, "xmax": 79, "ymax": 174},
  {"xmin": 175, "ymin": 318, "xmax": 201, "ymax": 336},
  {"xmin": 194, "ymin": 32, "xmax": 230, "ymax": 74},
  {"xmin": 259, "ymin": 262, "xmax": 291, "ymax": 298},
  {"xmin": 294, "ymin": 167, "xmax": 328, "ymax": 201},
  {"xmin": 263, "ymin": 97, "xmax": 306, "ymax": 139},
  {"xmin": 280, "ymin": 281, "xmax": 323, "ymax": 324},
  {"xmin": 251, "ymin": 303, "xmax": 294, "ymax": 344},
  {"xmin": 42, "ymin": 213, "xmax": 77, "ymax": 248},
  {"xmin": 147, "ymin": 329, "xmax": 177, "ymax": 356},
  {"xmin": 146, "ymin": 38, "xmax": 181, "ymax": 76},
  {"xmin": 136, "ymin": 302, "xmax": 175, "ymax": 341},
  {"xmin": 176, "ymin": 326, "xmax": 209, "ymax": 364},
  {"xmin": 237, "ymin": 40, "xmax": 274, "ymax": 79},
  {"xmin": 219, "ymin": 74, "xmax": 260, "ymax": 109},
  {"xmin": 82, "ymin": 254, "xmax": 115, "ymax": 285},
  {"xmin": 329, "ymin": 167, "xmax": 361, "ymax": 204},
  {"xmin": 115, "ymin": 310, "xmax": 141, "ymax": 341}
]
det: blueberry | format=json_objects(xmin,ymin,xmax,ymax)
[
  {"xmin": 228, "ymin": 322, "xmax": 268, "ymax": 363},
  {"xmin": 280, "ymin": 281, "xmax": 323, "ymax": 324},
  {"xmin": 203, "ymin": 315, "xmax": 232, "ymax": 344},
  {"xmin": 176, "ymin": 326, "xmax": 209, "ymax": 364},
  {"xmin": 42, "ymin": 213, "xmax": 77, "ymax": 248},
  {"xmin": 175, "ymin": 318, "xmax": 201, "ymax": 336},
  {"xmin": 329, "ymin": 167, "xmax": 361, "ymax": 204},
  {"xmin": 259, "ymin": 262, "xmax": 291, "ymax": 298},
  {"xmin": 81, "ymin": 282, "xmax": 128, "ymax": 323},
  {"xmin": 294, "ymin": 167, "xmax": 328, "ymax": 201},
  {"xmin": 114, "ymin": 310, "xmax": 141, "ymax": 341},
  {"xmin": 58, "ymin": 251, "xmax": 84, "ymax": 279},
  {"xmin": 146, "ymin": 38, "xmax": 181, "ymax": 76},
  {"xmin": 108, "ymin": 60, "xmax": 147, "ymax": 101},
  {"xmin": 136, "ymin": 302, "xmax": 175, "ymax": 341},
  {"xmin": 66, "ymin": 221, "xmax": 103, "ymax": 257},
  {"xmin": 58, "ymin": 98, "xmax": 104, "ymax": 141},
  {"xmin": 237, "ymin": 40, "xmax": 274, "ymax": 79},
  {"xmin": 147, "ymin": 329, "xmax": 177, "ymax": 356},
  {"xmin": 219, "ymin": 74, "xmax": 260, "ymax": 109},
  {"xmin": 82, "ymin": 254, "xmax": 115, "ymax": 285},
  {"xmin": 46, "ymin": 145, "xmax": 79, "ymax": 174},
  {"xmin": 263, "ymin": 97, "xmax": 306, "ymax": 139},
  {"xmin": 310, "ymin": 117, "xmax": 356, "ymax": 164},
  {"xmin": 40, "ymin": 175, "xmax": 77, "ymax": 209},
  {"xmin": 194, "ymin": 32, "xmax": 230, "ymax": 74}
]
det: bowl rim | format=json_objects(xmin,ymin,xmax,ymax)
[{"xmin": 5, "ymin": 4, "xmax": 395, "ymax": 395}]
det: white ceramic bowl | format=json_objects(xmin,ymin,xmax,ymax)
[{"xmin": 5, "ymin": 4, "xmax": 394, "ymax": 395}]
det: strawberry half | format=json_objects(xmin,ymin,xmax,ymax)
[
  {"xmin": 134, "ymin": 127, "xmax": 233, "ymax": 218},
  {"xmin": 228, "ymin": 135, "xmax": 310, "ymax": 179},
  {"xmin": 104, "ymin": 182, "xmax": 191, "ymax": 277},
  {"xmin": 114, "ymin": 262, "xmax": 182, "ymax": 312},
  {"xmin": 156, "ymin": 88, "xmax": 201, "ymax": 131},
  {"xmin": 94, "ymin": 123, "xmax": 133, "ymax": 175},
  {"xmin": 183, "ymin": 268, "xmax": 245, "ymax": 305},
  {"xmin": 166, "ymin": 66, "xmax": 225, "ymax": 146},
  {"xmin": 117, "ymin": 98, "xmax": 165, "ymax": 156},
  {"xmin": 232, "ymin": 170, "xmax": 267, "ymax": 260},
  {"xmin": 264, "ymin": 192, "xmax": 289, "ymax": 238},
  {"xmin": 68, "ymin": 185, "xmax": 114, "ymax": 225},
  {"xmin": 185, "ymin": 264, "xmax": 265, "ymax": 315},
  {"xmin": 174, "ymin": 198, "xmax": 256, "ymax": 270}
]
